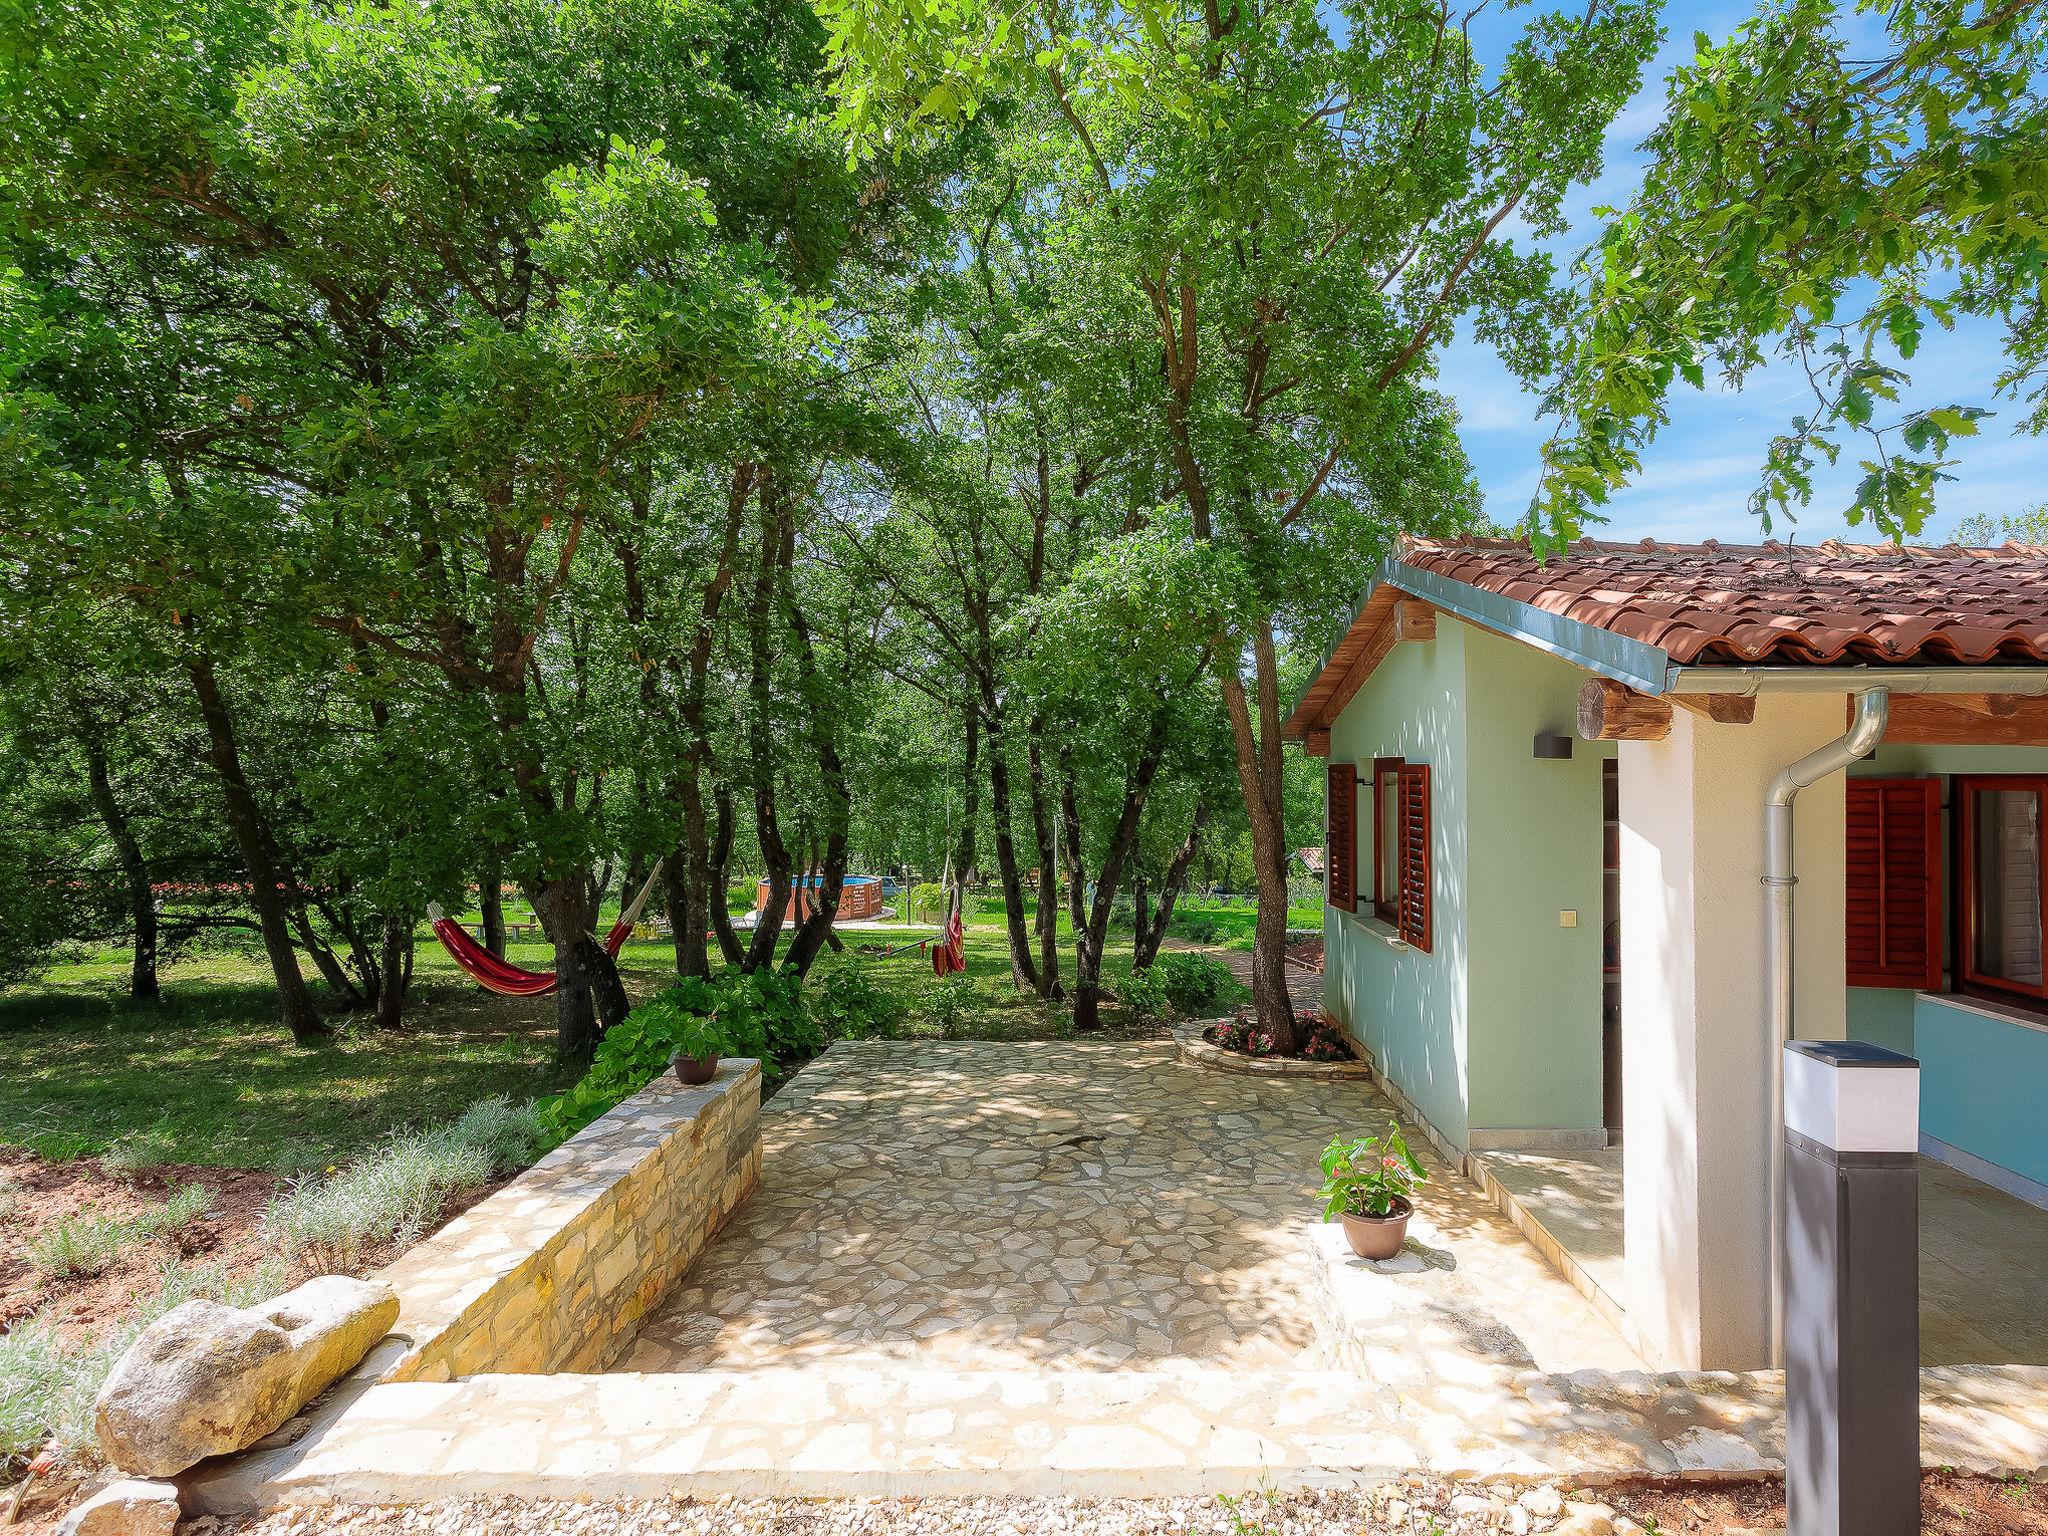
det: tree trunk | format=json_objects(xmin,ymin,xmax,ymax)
[
  {"xmin": 374, "ymin": 914, "xmax": 412, "ymax": 1031},
  {"xmin": 1217, "ymin": 619, "xmax": 1299, "ymax": 1053},
  {"xmin": 983, "ymin": 704, "xmax": 1040, "ymax": 993},
  {"xmin": 1064, "ymin": 715, "xmax": 1169, "ymax": 1032},
  {"xmin": 772, "ymin": 494, "xmax": 852, "ymax": 980},
  {"xmin": 530, "ymin": 876, "xmax": 627, "ymax": 1064},
  {"xmin": 287, "ymin": 899, "xmax": 369, "ymax": 1009},
  {"xmin": 954, "ymin": 705, "xmax": 980, "ymax": 887},
  {"xmin": 1057, "ymin": 755, "xmax": 1098, "ymax": 1030},
  {"xmin": 1135, "ymin": 801, "xmax": 1206, "ymax": 969},
  {"xmin": 82, "ymin": 730, "xmax": 159, "ymax": 1004},
  {"xmin": 743, "ymin": 476, "xmax": 792, "ymax": 973},
  {"xmin": 186, "ymin": 652, "xmax": 329, "ymax": 1044},
  {"xmin": 1028, "ymin": 723, "xmax": 1063, "ymax": 999},
  {"xmin": 479, "ymin": 854, "xmax": 506, "ymax": 957},
  {"xmin": 662, "ymin": 852, "xmax": 705, "ymax": 978},
  {"xmin": 709, "ymin": 786, "xmax": 745, "ymax": 966}
]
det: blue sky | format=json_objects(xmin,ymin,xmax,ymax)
[{"xmin": 1435, "ymin": 4, "xmax": 2041, "ymax": 547}]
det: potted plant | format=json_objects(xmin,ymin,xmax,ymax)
[
  {"xmin": 1319, "ymin": 1126, "xmax": 1428, "ymax": 1260},
  {"xmin": 667, "ymin": 1013, "xmax": 732, "ymax": 1086}
]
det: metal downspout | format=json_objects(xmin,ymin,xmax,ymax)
[{"xmin": 1764, "ymin": 687, "xmax": 1890, "ymax": 1365}]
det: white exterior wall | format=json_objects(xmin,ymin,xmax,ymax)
[{"xmin": 1618, "ymin": 694, "xmax": 1852, "ymax": 1369}]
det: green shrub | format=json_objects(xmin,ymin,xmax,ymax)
[
  {"xmin": 1120, "ymin": 951, "xmax": 1232, "ymax": 1021},
  {"xmin": 1167, "ymin": 908, "xmax": 1224, "ymax": 944},
  {"xmin": 1, "ymin": 1258, "xmax": 285, "ymax": 1471},
  {"xmin": 23, "ymin": 1183, "xmax": 215, "ymax": 1279},
  {"xmin": 815, "ymin": 964, "xmax": 908, "ymax": 1041},
  {"xmin": 923, "ymin": 979, "xmax": 972, "ymax": 1040},
  {"xmin": 100, "ymin": 1123, "xmax": 177, "ymax": 1176},
  {"xmin": 906, "ymin": 882, "xmax": 946, "ymax": 922},
  {"xmin": 448, "ymin": 1095, "xmax": 550, "ymax": 1174},
  {"xmin": 25, "ymin": 1216, "xmax": 134, "ymax": 1280},
  {"xmin": 264, "ymin": 1096, "xmax": 541, "ymax": 1273},
  {"xmin": 537, "ymin": 969, "xmax": 815, "ymax": 1143},
  {"xmin": 131, "ymin": 1182, "xmax": 212, "ymax": 1241}
]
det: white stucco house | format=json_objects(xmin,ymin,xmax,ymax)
[{"xmin": 1284, "ymin": 536, "xmax": 2048, "ymax": 1372}]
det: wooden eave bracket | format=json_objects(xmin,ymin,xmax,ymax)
[{"xmin": 1297, "ymin": 599, "xmax": 1437, "ymax": 755}]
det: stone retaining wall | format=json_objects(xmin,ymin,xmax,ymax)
[{"xmin": 377, "ymin": 1059, "xmax": 762, "ymax": 1382}]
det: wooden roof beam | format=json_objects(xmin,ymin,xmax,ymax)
[
  {"xmin": 1670, "ymin": 693, "xmax": 1757, "ymax": 724},
  {"xmin": 1877, "ymin": 693, "xmax": 2048, "ymax": 745},
  {"xmin": 1578, "ymin": 678, "xmax": 1672, "ymax": 741}
]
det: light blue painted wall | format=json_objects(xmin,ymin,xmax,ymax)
[
  {"xmin": 1845, "ymin": 986, "xmax": 1917, "ymax": 1056},
  {"xmin": 1324, "ymin": 619, "xmax": 1471, "ymax": 1146},
  {"xmin": 1321, "ymin": 617, "xmax": 1610, "ymax": 1148},
  {"xmin": 1917, "ymin": 998, "xmax": 2048, "ymax": 1188},
  {"xmin": 1461, "ymin": 628, "xmax": 1609, "ymax": 1136},
  {"xmin": 1844, "ymin": 742, "xmax": 2048, "ymax": 1186}
]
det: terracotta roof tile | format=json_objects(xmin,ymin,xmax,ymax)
[{"xmin": 1397, "ymin": 537, "xmax": 2048, "ymax": 667}]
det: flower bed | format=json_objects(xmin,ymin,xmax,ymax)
[
  {"xmin": 1206, "ymin": 1008, "xmax": 1353, "ymax": 1062},
  {"xmin": 1172, "ymin": 1013, "xmax": 1374, "ymax": 1081}
]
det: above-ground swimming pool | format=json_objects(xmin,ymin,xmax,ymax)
[{"xmin": 756, "ymin": 872, "xmax": 884, "ymax": 921}]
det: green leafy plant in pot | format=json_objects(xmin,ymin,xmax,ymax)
[
  {"xmin": 1319, "ymin": 1126, "xmax": 1428, "ymax": 1260},
  {"xmin": 665, "ymin": 1012, "xmax": 736, "ymax": 1086}
]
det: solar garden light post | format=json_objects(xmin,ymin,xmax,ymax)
[{"xmin": 1782, "ymin": 1039, "xmax": 1922, "ymax": 1536}]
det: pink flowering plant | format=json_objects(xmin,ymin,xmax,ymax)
[
  {"xmin": 1206, "ymin": 1008, "xmax": 1355, "ymax": 1063},
  {"xmin": 1206, "ymin": 1010, "xmax": 1276, "ymax": 1056},
  {"xmin": 1319, "ymin": 1126, "xmax": 1428, "ymax": 1220}
]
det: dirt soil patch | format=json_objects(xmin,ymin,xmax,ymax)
[
  {"xmin": 1285, "ymin": 935, "xmax": 1324, "ymax": 973},
  {"xmin": 185, "ymin": 1473, "xmax": 2048, "ymax": 1536},
  {"xmin": 1605, "ymin": 1470, "xmax": 2047, "ymax": 1533},
  {"xmin": 1, "ymin": 1151, "xmax": 512, "ymax": 1534},
  {"xmin": 0, "ymin": 1151, "xmax": 280, "ymax": 1343}
]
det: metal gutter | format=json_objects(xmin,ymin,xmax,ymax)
[
  {"xmin": 1667, "ymin": 665, "xmax": 2048, "ymax": 696},
  {"xmin": 1762, "ymin": 688, "xmax": 1891, "ymax": 1368}
]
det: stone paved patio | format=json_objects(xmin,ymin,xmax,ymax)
[
  {"xmin": 623, "ymin": 1039, "xmax": 1641, "ymax": 1377},
  {"xmin": 1475, "ymin": 1145, "xmax": 2048, "ymax": 1367},
  {"xmin": 186, "ymin": 1040, "xmax": 2048, "ymax": 1514}
]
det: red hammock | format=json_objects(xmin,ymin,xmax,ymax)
[
  {"xmin": 931, "ymin": 896, "xmax": 965, "ymax": 976},
  {"xmin": 428, "ymin": 864, "xmax": 660, "ymax": 998}
]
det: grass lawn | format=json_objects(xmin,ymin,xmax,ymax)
[{"xmin": 0, "ymin": 913, "xmax": 1249, "ymax": 1172}]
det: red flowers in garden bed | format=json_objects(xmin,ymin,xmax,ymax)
[{"xmin": 1204, "ymin": 1008, "xmax": 1355, "ymax": 1063}]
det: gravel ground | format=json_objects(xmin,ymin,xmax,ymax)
[{"xmin": 200, "ymin": 1482, "xmax": 1694, "ymax": 1536}]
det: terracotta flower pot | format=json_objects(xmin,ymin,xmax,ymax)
[
  {"xmin": 671, "ymin": 1053, "xmax": 718, "ymax": 1086},
  {"xmin": 1339, "ymin": 1197, "xmax": 1412, "ymax": 1260}
]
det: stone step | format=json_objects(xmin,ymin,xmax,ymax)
[{"xmin": 181, "ymin": 1361, "xmax": 2048, "ymax": 1514}]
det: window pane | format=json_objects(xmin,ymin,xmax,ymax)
[
  {"xmin": 1972, "ymin": 788, "xmax": 2044, "ymax": 989},
  {"xmin": 1377, "ymin": 769, "xmax": 1399, "ymax": 907}
]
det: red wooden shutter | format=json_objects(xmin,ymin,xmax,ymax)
[
  {"xmin": 1396, "ymin": 763, "xmax": 1431, "ymax": 952},
  {"xmin": 1326, "ymin": 762, "xmax": 1356, "ymax": 911},
  {"xmin": 1845, "ymin": 777, "xmax": 1941, "ymax": 989}
]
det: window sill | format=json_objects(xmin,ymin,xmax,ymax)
[
  {"xmin": 1344, "ymin": 910, "xmax": 1408, "ymax": 950},
  {"xmin": 1917, "ymin": 990, "xmax": 2048, "ymax": 1037}
]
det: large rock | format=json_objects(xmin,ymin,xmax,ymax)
[
  {"xmin": 95, "ymin": 1275, "xmax": 398, "ymax": 1476},
  {"xmin": 55, "ymin": 1478, "xmax": 180, "ymax": 1536}
]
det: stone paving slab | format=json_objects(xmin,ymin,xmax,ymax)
[
  {"xmin": 183, "ymin": 1363, "xmax": 2048, "ymax": 1512},
  {"xmin": 623, "ymin": 1040, "xmax": 1639, "ymax": 1377}
]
